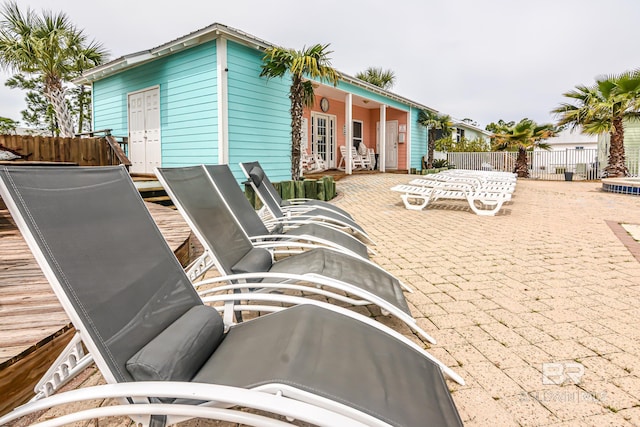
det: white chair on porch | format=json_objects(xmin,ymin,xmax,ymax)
[{"xmin": 338, "ymin": 146, "xmax": 366, "ymax": 171}]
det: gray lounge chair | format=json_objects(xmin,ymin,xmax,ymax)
[
  {"xmin": 0, "ymin": 165, "xmax": 463, "ymax": 427},
  {"xmin": 155, "ymin": 166, "xmax": 447, "ymax": 351},
  {"xmin": 241, "ymin": 160, "xmax": 356, "ymax": 219},
  {"xmin": 204, "ymin": 163, "xmax": 371, "ymax": 260},
  {"xmin": 240, "ymin": 161, "xmax": 375, "ymax": 244}
]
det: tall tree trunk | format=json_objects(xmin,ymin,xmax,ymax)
[
  {"xmin": 604, "ymin": 116, "xmax": 628, "ymax": 178},
  {"xmin": 427, "ymin": 129, "xmax": 435, "ymax": 169},
  {"xmin": 77, "ymin": 85, "xmax": 85, "ymax": 134},
  {"xmin": 45, "ymin": 84, "xmax": 75, "ymax": 138},
  {"xmin": 515, "ymin": 147, "xmax": 529, "ymax": 178},
  {"xmin": 289, "ymin": 79, "xmax": 303, "ymax": 181}
]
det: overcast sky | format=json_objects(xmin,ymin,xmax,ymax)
[{"xmin": 2, "ymin": 0, "xmax": 639, "ymax": 129}]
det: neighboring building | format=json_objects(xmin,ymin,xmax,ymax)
[
  {"xmin": 540, "ymin": 127, "xmax": 598, "ymax": 152},
  {"xmin": 75, "ymin": 23, "xmax": 463, "ymax": 181},
  {"xmin": 451, "ymin": 120, "xmax": 492, "ymax": 144}
]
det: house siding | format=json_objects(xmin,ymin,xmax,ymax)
[
  {"xmin": 226, "ymin": 41, "xmax": 292, "ymax": 181},
  {"xmin": 410, "ymin": 108, "xmax": 428, "ymax": 169},
  {"xmin": 92, "ymin": 41, "xmax": 219, "ymax": 167}
]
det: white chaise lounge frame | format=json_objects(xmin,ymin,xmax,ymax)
[{"xmin": 391, "ymin": 183, "xmax": 511, "ymax": 216}]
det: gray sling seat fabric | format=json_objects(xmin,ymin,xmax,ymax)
[
  {"xmin": 240, "ymin": 161, "xmax": 369, "ymax": 236},
  {"xmin": 240, "ymin": 160, "xmax": 355, "ymax": 220},
  {"xmin": 267, "ymin": 247, "xmax": 410, "ymax": 314},
  {"xmin": 278, "ymin": 223, "xmax": 369, "ymax": 259},
  {"xmin": 188, "ymin": 304, "xmax": 462, "ymax": 427},
  {"xmin": 0, "ymin": 165, "xmax": 463, "ymax": 427},
  {"xmin": 157, "ymin": 166, "xmax": 410, "ymax": 316},
  {"xmin": 203, "ymin": 164, "xmax": 370, "ymax": 259}
]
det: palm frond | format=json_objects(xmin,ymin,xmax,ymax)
[{"xmin": 355, "ymin": 66, "xmax": 396, "ymax": 90}]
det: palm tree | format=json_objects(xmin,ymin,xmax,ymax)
[
  {"xmin": 552, "ymin": 70, "xmax": 640, "ymax": 177},
  {"xmin": 485, "ymin": 119, "xmax": 515, "ymax": 134},
  {"xmin": 491, "ymin": 118, "xmax": 557, "ymax": 178},
  {"xmin": 0, "ymin": 116, "xmax": 17, "ymax": 134},
  {"xmin": 418, "ymin": 110, "xmax": 453, "ymax": 168},
  {"xmin": 355, "ymin": 67, "xmax": 396, "ymax": 90},
  {"xmin": 261, "ymin": 43, "xmax": 339, "ymax": 180},
  {"xmin": 0, "ymin": 2, "xmax": 107, "ymax": 137}
]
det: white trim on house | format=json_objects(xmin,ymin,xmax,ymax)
[
  {"xmin": 378, "ymin": 107, "xmax": 387, "ymax": 172},
  {"xmin": 345, "ymin": 93, "xmax": 353, "ymax": 174},
  {"xmin": 216, "ymin": 37, "xmax": 229, "ymax": 164},
  {"xmin": 406, "ymin": 106, "xmax": 412, "ymax": 170}
]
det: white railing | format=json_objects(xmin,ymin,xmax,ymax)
[
  {"xmin": 527, "ymin": 148, "xmax": 600, "ymax": 180},
  {"xmin": 437, "ymin": 148, "xmax": 640, "ymax": 180},
  {"xmin": 626, "ymin": 146, "xmax": 640, "ymax": 177},
  {"xmin": 445, "ymin": 152, "xmax": 518, "ymax": 173}
]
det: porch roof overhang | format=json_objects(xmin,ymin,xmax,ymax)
[
  {"xmin": 339, "ymin": 72, "xmax": 438, "ymax": 114},
  {"xmin": 310, "ymin": 73, "xmax": 438, "ymax": 114}
]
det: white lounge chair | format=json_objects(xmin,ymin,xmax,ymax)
[
  {"xmin": 410, "ymin": 176, "xmax": 515, "ymax": 195},
  {"xmin": 440, "ymin": 169, "xmax": 517, "ymax": 183},
  {"xmin": 391, "ymin": 183, "xmax": 511, "ymax": 216}
]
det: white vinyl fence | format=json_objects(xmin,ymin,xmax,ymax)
[
  {"xmin": 626, "ymin": 146, "xmax": 640, "ymax": 177},
  {"xmin": 440, "ymin": 148, "xmax": 640, "ymax": 180}
]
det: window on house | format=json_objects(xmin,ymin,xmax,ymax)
[
  {"xmin": 353, "ymin": 120, "xmax": 363, "ymax": 150},
  {"xmin": 456, "ymin": 128, "xmax": 465, "ymax": 143},
  {"xmin": 575, "ymin": 146, "xmax": 584, "ymax": 150}
]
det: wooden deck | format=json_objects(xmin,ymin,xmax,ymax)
[{"xmin": 0, "ymin": 202, "xmax": 194, "ymax": 415}]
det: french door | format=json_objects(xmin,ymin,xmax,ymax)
[
  {"xmin": 377, "ymin": 120, "xmax": 398, "ymax": 169},
  {"xmin": 311, "ymin": 113, "xmax": 336, "ymax": 168}
]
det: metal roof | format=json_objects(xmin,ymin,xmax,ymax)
[{"xmin": 74, "ymin": 22, "xmax": 440, "ymax": 113}]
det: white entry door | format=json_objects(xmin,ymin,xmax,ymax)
[
  {"xmin": 128, "ymin": 87, "xmax": 160, "ymax": 174},
  {"xmin": 377, "ymin": 120, "xmax": 399, "ymax": 169},
  {"xmin": 311, "ymin": 113, "xmax": 336, "ymax": 168}
]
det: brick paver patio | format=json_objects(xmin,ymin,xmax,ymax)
[
  {"xmin": 13, "ymin": 173, "xmax": 640, "ymax": 426},
  {"xmin": 336, "ymin": 174, "xmax": 640, "ymax": 426}
]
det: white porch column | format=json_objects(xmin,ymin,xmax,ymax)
[
  {"xmin": 379, "ymin": 105, "xmax": 387, "ymax": 172},
  {"xmin": 406, "ymin": 107, "xmax": 412, "ymax": 173},
  {"xmin": 216, "ymin": 37, "xmax": 229, "ymax": 164},
  {"xmin": 345, "ymin": 93, "xmax": 353, "ymax": 175}
]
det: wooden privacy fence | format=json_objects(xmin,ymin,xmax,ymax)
[{"xmin": 0, "ymin": 134, "xmax": 130, "ymax": 167}]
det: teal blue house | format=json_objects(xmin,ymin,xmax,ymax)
[{"xmin": 77, "ymin": 23, "xmax": 444, "ymax": 181}]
